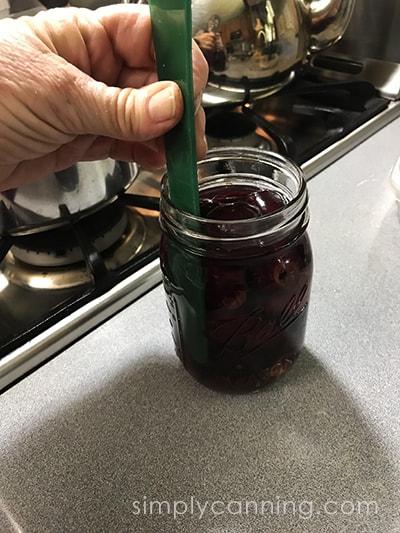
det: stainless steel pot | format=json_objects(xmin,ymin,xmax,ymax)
[
  {"xmin": 0, "ymin": 159, "xmax": 138, "ymax": 236},
  {"xmin": 193, "ymin": 0, "xmax": 356, "ymax": 106}
]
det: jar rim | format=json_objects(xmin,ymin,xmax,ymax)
[
  {"xmin": 160, "ymin": 147, "xmax": 307, "ymax": 228},
  {"xmin": 159, "ymin": 147, "xmax": 310, "ymax": 255}
]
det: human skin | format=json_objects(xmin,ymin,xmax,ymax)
[
  {"xmin": 0, "ymin": 4, "xmax": 208, "ymax": 191},
  {"xmin": 195, "ymin": 30, "xmax": 224, "ymax": 51}
]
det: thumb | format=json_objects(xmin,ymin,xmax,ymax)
[{"xmin": 67, "ymin": 78, "xmax": 183, "ymax": 142}]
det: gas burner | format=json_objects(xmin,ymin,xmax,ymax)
[
  {"xmin": 2, "ymin": 208, "xmax": 146, "ymax": 290},
  {"xmin": 8, "ymin": 200, "xmax": 133, "ymax": 268},
  {"xmin": 206, "ymin": 110, "xmax": 272, "ymax": 150},
  {"xmin": 11, "ymin": 208, "xmax": 130, "ymax": 268}
]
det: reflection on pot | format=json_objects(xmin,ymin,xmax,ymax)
[
  {"xmin": 0, "ymin": 160, "xmax": 138, "ymax": 236},
  {"xmin": 192, "ymin": 0, "xmax": 355, "ymax": 99}
]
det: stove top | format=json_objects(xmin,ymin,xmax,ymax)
[
  {"xmin": 0, "ymin": 169, "xmax": 164, "ymax": 391},
  {"xmin": 205, "ymin": 53, "xmax": 400, "ymax": 176},
  {"xmin": 1, "ymin": 54, "xmax": 400, "ymax": 392}
]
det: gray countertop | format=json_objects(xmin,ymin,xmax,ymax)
[{"xmin": 1, "ymin": 119, "xmax": 400, "ymax": 533}]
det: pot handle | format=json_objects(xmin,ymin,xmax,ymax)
[{"xmin": 298, "ymin": 0, "xmax": 356, "ymax": 54}]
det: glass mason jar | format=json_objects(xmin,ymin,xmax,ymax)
[{"xmin": 159, "ymin": 148, "xmax": 313, "ymax": 394}]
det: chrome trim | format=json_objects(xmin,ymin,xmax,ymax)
[{"xmin": 0, "ymin": 258, "xmax": 162, "ymax": 392}]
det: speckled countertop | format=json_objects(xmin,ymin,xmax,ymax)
[{"xmin": 1, "ymin": 118, "xmax": 400, "ymax": 533}]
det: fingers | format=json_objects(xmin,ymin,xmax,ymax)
[
  {"xmin": 66, "ymin": 76, "xmax": 184, "ymax": 142},
  {"xmin": 192, "ymin": 39, "xmax": 209, "ymax": 100},
  {"xmin": 195, "ymin": 107, "xmax": 208, "ymax": 161},
  {"xmin": 63, "ymin": 41, "xmax": 207, "ymax": 153},
  {"xmin": 92, "ymin": 4, "xmax": 209, "ymax": 94},
  {"xmin": 71, "ymin": 78, "xmax": 207, "ymax": 161},
  {"xmin": 25, "ymin": 6, "xmax": 208, "ymax": 147},
  {"xmin": 37, "ymin": 7, "xmax": 208, "ymax": 146},
  {"xmin": 195, "ymin": 32, "xmax": 215, "ymax": 51}
]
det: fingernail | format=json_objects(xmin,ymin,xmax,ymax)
[{"xmin": 148, "ymin": 85, "xmax": 177, "ymax": 123}]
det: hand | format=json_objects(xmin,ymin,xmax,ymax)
[
  {"xmin": 0, "ymin": 4, "xmax": 209, "ymax": 191},
  {"xmin": 194, "ymin": 30, "xmax": 216, "ymax": 51}
]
